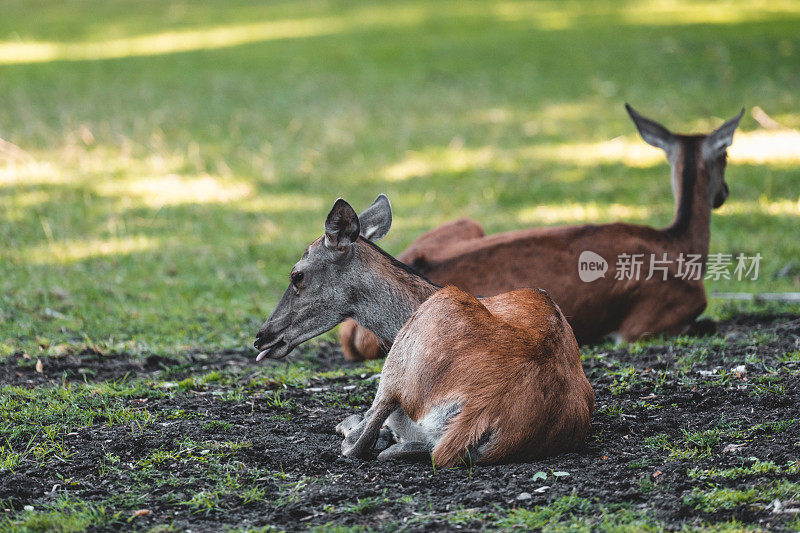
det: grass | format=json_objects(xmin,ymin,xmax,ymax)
[
  {"xmin": 685, "ymin": 480, "xmax": 800, "ymax": 513},
  {"xmin": 609, "ymin": 365, "xmax": 640, "ymax": 395},
  {"xmin": 399, "ymin": 494, "xmax": 665, "ymax": 531},
  {"xmin": 405, "ymin": 495, "xmax": 765, "ymax": 531},
  {"xmin": 339, "ymin": 494, "xmax": 388, "ymax": 514},
  {"xmin": 0, "ymin": 381, "xmax": 163, "ymax": 471},
  {"xmin": 1, "ymin": 1, "xmax": 800, "ymax": 531},
  {"xmin": 1, "ymin": 0, "xmax": 800, "ymax": 359},
  {"xmin": 641, "ymin": 413, "xmax": 799, "ymax": 464},
  {"xmin": 495, "ymin": 494, "xmax": 674, "ymax": 532},
  {"xmin": 688, "ymin": 459, "xmax": 798, "ymax": 480},
  {"xmin": 0, "ymin": 348, "xmax": 377, "ymax": 480},
  {"xmin": 0, "ymin": 496, "xmax": 125, "ymax": 533}
]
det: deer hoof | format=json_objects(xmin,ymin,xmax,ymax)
[
  {"xmin": 341, "ymin": 437, "xmax": 364, "ymax": 458},
  {"xmin": 335, "ymin": 414, "xmax": 363, "ymax": 437}
]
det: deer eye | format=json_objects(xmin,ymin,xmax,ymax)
[{"xmin": 291, "ymin": 271, "xmax": 304, "ymax": 288}]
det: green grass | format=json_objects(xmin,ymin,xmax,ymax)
[
  {"xmin": 609, "ymin": 365, "xmax": 640, "ymax": 395},
  {"xmin": 1, "ymin": 0, "xmax": 799, "ymax": 359},
  {"xmin": 491, "ymin": 494, "xmax": 752, "ymax": 532},
  {"xmin": 688, "ymin": 459, "xmax": 798, "ymax": 480},
  {"xmin": 402, "ymin": 494, "xmax": 765, "ymax": 531},
  {"xmin": 339, "ymin": 494, "xmax": 388, "ymax": 514},
  {"xmin": 0, "ymin": 381, "xmax": 164, "ymax": 471},
  {"xmin": 642, "ymin": 415, "xmax": 798, "ymax": 464},
  {"xmin": 0, "ymin": 496, "xmax": 126, "ymax": 532},
  {"xmin": 685, "ymin": 480, "xmax": 800, "ymax": 513}
]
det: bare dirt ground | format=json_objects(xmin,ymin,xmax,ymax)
[{"xmin": 1, "ymin": 314, "xmax": 799, "ymax": 531}]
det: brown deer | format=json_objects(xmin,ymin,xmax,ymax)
[
  {"xmin": 340, "ymin": 105, "xmax": 743, "ymax": 360},
  {"xmin": 255, "ymin": 196, "xmax": 594, "ymax": 466}
]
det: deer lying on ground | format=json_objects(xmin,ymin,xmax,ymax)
[
  {"xmin": 254, "ymin": 196, "xmax": 594, "ymax": 466},
  {"xmin": 340, "ymin": 105, "xmax": 743, "ymax": 360}
]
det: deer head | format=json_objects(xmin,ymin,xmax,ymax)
[
  {"xmin": 254, "ymin": 195, "xmax": 395, "ymax": 361},
  {"xmin": 626, "ymin": 104, "xmax": 743, "ymax": 209}
]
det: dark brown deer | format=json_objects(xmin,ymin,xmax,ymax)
[
  {"xmin": 255, "ymin": 196, "xmax": 594, "ymax": 466},
  {"xmin": 340, "ymin": 105, "xmax": 743, "ymax": 360}
]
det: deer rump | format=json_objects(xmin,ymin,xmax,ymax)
[{"xmin": 356, "ymin": 286, "xmax": 594, "ymax": 467}]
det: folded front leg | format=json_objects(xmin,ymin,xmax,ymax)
[
  {"xmin": 378, "ymin": 441, "xmax": 431, "ymax": 462},
  {"xmin": 342, "ymin": 401, "xmax": 397, "ymax": 458}
]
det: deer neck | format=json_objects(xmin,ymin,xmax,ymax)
[
  {"xmin": 664, "ymin": 138, "xmax": 711, "ymax": 257},
  {"xmin": 352, "ymin": 239, "xmax": 439, "ymax": 346}
]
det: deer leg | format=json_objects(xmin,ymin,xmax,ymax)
[
  {"xmin": 384, "ymin": 407, "xmax": 427, "ymax": 443},
  {"xmin": 339, "ymin": 320, "xmax": 386, "ymax": 361},
  {"xmin": 377, "ymin": 441, "xmax": 431, "ymax": 462},
  {"xmin": 341, "ymin": 401, "xmax": 397, "ymax": 458},
  {"xmin": 338, "ymin": 412, "xmax": 396, "ymax": 450},
  {"xmin": 617, "ymin": 293, "xmax": 706, "ymax": 341}
]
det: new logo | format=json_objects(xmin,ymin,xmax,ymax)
[{"xmin": 578, "ymin": 251, "xmax": 608, "ymax": 282}]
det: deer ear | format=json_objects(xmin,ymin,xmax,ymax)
[
  {"xmin": 358, "ymin": 194, "xmax": 392, "ymax": 241},
  {"xmin": 324, "ymin": 198, "xmax": 360, "ymax": 250},
  {"xmin": 702, "ymin": 108, "xmax": 744, "ymax": 158},
  {"xmin": 626, "ymin": 104, "xmax": 677, "ymax": 153}
]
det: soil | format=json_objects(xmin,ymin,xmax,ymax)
[{"xmin": 2, "ymin": 313, "xmax": 799, "ymax": 531}]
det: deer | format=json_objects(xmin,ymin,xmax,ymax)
[
  {"xmin": 339, "ymin": 104, "xmax": 744, "ymax": 360},
  {"xmin": 254, "ymin": 195, "xmax": 594, "ymax": 466}
]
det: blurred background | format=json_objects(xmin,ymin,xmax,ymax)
[{"xmin": 1, "ymin": 0, "xmax": 798, "ymax": 359}]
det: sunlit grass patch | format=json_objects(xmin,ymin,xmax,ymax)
[
  {"xmin": 0, "ymin": 18, "xmax": 350, "ymax": 65},
  {"xmin": 13, "ymin": 235, "xmax": 159, "ymax": 266},
  {"xmin": 517, "ymin": 202, "xmax": 652, "ymax": 225},
  {"xmin": 95, "ymin": 174, "xmax": 254, "ymax": 208}
]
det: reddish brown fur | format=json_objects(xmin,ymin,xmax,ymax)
[
  {"xmin": 376, "ymin": 286, "xmax": 594, "ymax": 466},
  {"xmin": 397, "ymin": 218, "xmax": 487, "ymax": 270},
  {"xmin": 342, "ymin": 136, "xmax": 726, "ymax": 359}
]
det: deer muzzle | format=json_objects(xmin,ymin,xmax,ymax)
[{"xmin": 254, "ymin": 335, "xmax": 286, "ymax": 361}]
